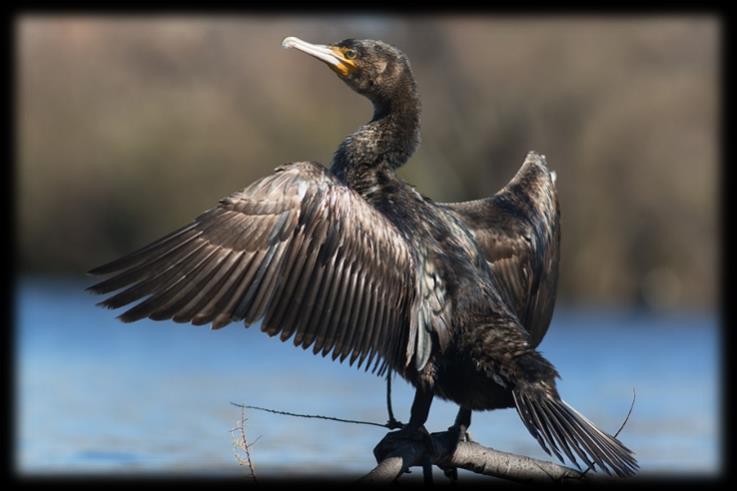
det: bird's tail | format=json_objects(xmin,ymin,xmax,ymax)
[{"xmin": 512, "ymin": 388, "xmax": 639, "ymax": 477}]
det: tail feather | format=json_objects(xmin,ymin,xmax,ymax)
[
  {"xmin": 513, "ymin": 391, "xmax": 638, "ymax": 477},
  {"xmin": 532, "ymin": 397, "xmax": 580, "ymax": 466},
  {"xmin": 558, "ymin": 399, "xmax": 638, "ymax": 475}
]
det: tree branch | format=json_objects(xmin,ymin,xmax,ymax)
[
  {"xmin": 360, "ymin": 430, "xmax": 585, "ymax": 483},
  {"xmin": 231, "ymin": 401, "xmax": 631, "ymax": 482}
]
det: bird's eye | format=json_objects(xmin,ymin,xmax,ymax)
[{"xmin": 344, "ymin": 49, "xmax": 357, "ymax": 60}]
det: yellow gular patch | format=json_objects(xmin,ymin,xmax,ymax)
[{"xmin": 329, "ymin": 47, "xmax": 357, "ymax": 76}]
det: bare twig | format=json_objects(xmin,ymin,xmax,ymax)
[
  {"xmin": 614, "ymin": 388, "xmax": 637, "ymax": 439},
  {"xmin": 386, "ymin": 370, "xmax": 394, "ymax": 421},
  {"xmin": 231, "ymin": 406, "xmax": 258, "ymax": 482},
  {"xmin": 580, "ymin": 387, "xmax": 637, "ymax": 477},
  {"xmin": 385, "ymin": 369, "xmax": 402, "ymax": 428},
  {"xmin": 230, "ymin": 402, "xmax": 389, "ymax": 428}
]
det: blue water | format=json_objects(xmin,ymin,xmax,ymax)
[{"xmin": 15, "ymin": 277, "xmax": 720, "ymax": 478}]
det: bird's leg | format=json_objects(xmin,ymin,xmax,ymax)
[
  {"xmin": 406, "ymin": 386, "xmax": 433, "ymax": 433},
  {"xmin": 374, "ymin": 386, "xmax": 435, "ymax": 471},
  {"xmin": 407, "ymin": 387, "xmax": 436, "ymax": 481},
  {"xmin": 442, "ymin": 407, "xmax": 472, "ymax": 481},
  {"xmin": 448, "ymin": 406, "xmax": 473, "ymax": 445},
  {"xmin": 393, "ymin": 386, "xmax": 434, "ymax": 446}
]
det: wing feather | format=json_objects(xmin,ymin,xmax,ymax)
[
  {"xmin": 89, "ymin": 161, "xmax": 418, "ymax": 372},
  {"xmin": 172, "ymin": 249, "xmax": 243, "ymax": 322},
  {"xmin": 443, "ymin": 152, "xmax": 559, "ymax": 347}
]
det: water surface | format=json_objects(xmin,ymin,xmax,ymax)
[{"xmin": 16, "ymin": 277, "xmax": 719, "ymax": 478}]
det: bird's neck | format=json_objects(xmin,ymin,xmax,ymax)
[{"xmin": 330, "ymin": 80, "xmax": 421, "ymax": 195}]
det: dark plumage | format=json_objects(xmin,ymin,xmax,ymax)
[{"xmin": 88, "ymin": 37, "xmax": 637, "ymax": 477}]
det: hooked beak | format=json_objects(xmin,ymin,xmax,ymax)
[{"xmin": 282, "ymin": 36, "xmax": 355, "ymax": 76}]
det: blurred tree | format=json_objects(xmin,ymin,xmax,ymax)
[{"xmin": 16, "ymin": 16, "xmax": 717, "ymax": 311}]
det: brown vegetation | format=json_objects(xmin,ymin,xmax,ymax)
[{"xmin": 17, "ymin": 15, "xmax": 718, "ymax": 310}]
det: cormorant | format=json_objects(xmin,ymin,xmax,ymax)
[{"xmin": 88, "ymin": 36, "xmax": 637, "ymax": 477}]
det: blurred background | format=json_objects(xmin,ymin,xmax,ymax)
[{"xmin": 16, "ymin": 15, "xmax": 719, "ymax": 479}]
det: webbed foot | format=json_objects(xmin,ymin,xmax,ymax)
[
  {"xmin": 373, "ymin": 423, "xmax": 435, "ymax": 469},
  {"xmin": 447, "ymin": 423, "xmax": 474, "ymax": 447},
  {"xmin": 385, "ymin": 417, "xmax": 404, "ymax": 430}
]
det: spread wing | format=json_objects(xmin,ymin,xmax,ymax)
[
  {"xmin": 88, "ymin": 161, "xmax": 417, "ymax": 374},
  {"xmin": 443, "ymin": 152, "xmax": 560, "ymax": 347}
]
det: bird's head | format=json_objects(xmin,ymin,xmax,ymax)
[{"xmin": 282, "ymin": 36, "xmax": 416, "ymax": 109}]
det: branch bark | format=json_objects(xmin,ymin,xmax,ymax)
[{"xmin": 360, "ymin": 430, "xmax": 586, "ymax": 483}]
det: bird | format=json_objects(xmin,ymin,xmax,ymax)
[{"xmin": 88, "ymin": 36, "xmax": 638, "ymax": 477}]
